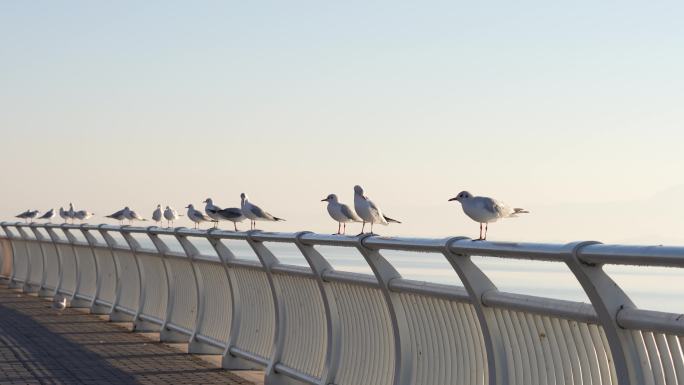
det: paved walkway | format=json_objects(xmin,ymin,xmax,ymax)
[{"xmin": 0, "ymin": 285, "xmax": 255, "ymax": 385}]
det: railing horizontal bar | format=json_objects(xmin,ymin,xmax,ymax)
[
  {"xmin": 363, "ymin": 236, "xmax": 447, "ymax": 252},
  {"xmin": 226, "ymin": 259, "xmax": 265, "ymax": 270},
  {"xmin": 617, "ymin": 308, "xmax": 684, "ymax": 335},
  {"xmin": 322, "ymin": 270, "xmax": 379, "ymax": 288},
  {"xmin": 389, "ymin": 278, "xmax": 471, "ymax": 302},
  {"xmin": 449, "ymin": 239, "xmax": 566, "ymax": 261},
  {"xmin": 138, "ymin": 313, "xmax": 164, "ymax": 325},
  {"xmin": 271, "ymin": 263, "xmax": 314, "ymax": 277},
  {"xmin": 114, "ymin": 306, "xmax": 137, "ymax": 316},
  {"xmin": 578, "ymin": 244, "xmax": 684, "ymax": 267},
  {"xmin": 298, "ymin": 233, "xmax": 360, "ymax": 247},
  {"xmin": 74, "ymin": 293, "xmax": 94, "ymax": 302},
  {"xmin": 194, "ymin": 333, "xmax": 228, "ymax": 349},
  {"xmin": 482, "ymin": 291, "xmax": 599, "ymax": 324},
  {"xmin": 165, "ymin": 323, "xmax": 193, "ymax": 336},
  {"xmin": 273, "ymin": 363, "xmax": 320, "ymax": 384},
  {"xmin": 229, "ymin": 347, "xmax": 269, "ymax": 366},
  {"xmin": 94, "ymin": 299, "xmax": 113, "ymax": 307},
  {"xmin": 248, "ymin": 231, "xmax": 300, "ymax": 243}
]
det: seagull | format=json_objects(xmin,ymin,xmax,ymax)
[
  {"xmin": 67, "ymin": 203, "xmax": 76, "ymax": 223},
  {"xmin": 15, "ymin": 209, "xmax": 39, "ymax": 223},
  {"xmin": 52, "ymin": 294, "xmax": 67, "ymax": 310},
  {"xmin": 106, "ymin": 207, "xmax": 127, "ymax": 224},
  {"xmin": 240, "ymin": 193, "xmax": 285, "ymax": 230},
  {"xmin": 322, "ymin": 193, "xmax": 362, "ymax": 234},
  {"xmin": 74, "ymin": 210, "xmax": 95, "ymax": 222},
  {"xmin": 448, "ymin": 191, "xmax": 529, "ymax": 240},
  {"xmin": 353, "ymin": 185, "xmax": 401, "ymax": 234},
  {"xmin": 123, "ymin": 207, "xmax": 146, "ymax": 222},
  {"xmin": 204, "ymin": 198, "xmax": 245, "ymax": 231},
  {"xmin": 186, "ymin": 204, "xmax": 213, "ymax": 229},
  {"xmin": 39, "ymin": 209, "xmax": 55, "ymax": 222},
  {"xmin": 152, "ymin": 204, "xmax": 163, "ymax": 225},
  {"xmin": 59, "ymin": 207, "xmax": 70, "ymax": 223},
  {"xmin": 163, "ymin": 205, "xmax": 180, "ymax": 227}
]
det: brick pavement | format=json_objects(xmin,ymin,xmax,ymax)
[{"xmin": 0, "ymin": 285, "xmax": 255, "ymax": 385}]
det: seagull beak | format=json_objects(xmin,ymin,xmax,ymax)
[
  {"xmin": 448, "ymin": 197, "xmax": 458, "ymax": 202},
  {"xmin": 321, "ymin": 198, "xmax": 328, "ymax": 202},
  {"xmin": 202, "ymin": 199, "xmax": 207, "ymax": 203}
]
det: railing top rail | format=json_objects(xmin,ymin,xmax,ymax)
[{"xmin": 2, "ymin": 222, "xmax": 684, "ymax": 267}]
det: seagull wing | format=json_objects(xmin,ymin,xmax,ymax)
[{"xmin": 340, "ymin": 204, "xmax": 361, "ymax": 221}]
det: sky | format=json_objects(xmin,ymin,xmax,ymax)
[{"xmin": 1, "ymin": 1, "xmax": 683, "ymax": 244}]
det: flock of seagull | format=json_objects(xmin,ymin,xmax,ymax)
[{"xmin": 12, "ymin": 185, "xmax": 529, "ymax": 240}]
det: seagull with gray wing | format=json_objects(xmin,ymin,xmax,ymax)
[
  {"xmin": 106, "ymin": 207, "xmax": 127, "ymax": 224},
  {"xmin": 353, "ymin": 185, "xmax": 401, "ymax": 234},
  {"xmin": 16, "ymin": 209, "xmax": 39, "ymax": 223},
  {"xmin": 186, "ymin": 204, "xmax": 214, "ymax": 229},
  {"xmin": 204, "ymin": 198, "xmax": 245, "ymax": 231},
  {"xmin": 152, "ymin": 204, "xmax": 163, "ymax": 225},
  {"xmin": 39, "ymin": 208, "xmax": 55, "ymax": 222},
  {"xmin": 240, "ymin": 193, "xmax": 285, "ymax": 230},
  {"xmin": 74, "ymin": 210, "xmax": 95, "ymax": 222},
  {"xmin": 322, "ymin": 193, "xmax": 361, "ymax": 234},
  {"xmin": 448, "ymin": 191, "xmax": 529, "ymax": 240},
  {"xmin": 163, "ymin": 205, "xmax": 180, "ymax": 227},
  {"xmin": 123, "ymin": 207, "xmax": 146, "ymax": 223}
]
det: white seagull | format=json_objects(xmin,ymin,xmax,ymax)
[
  {"xmin": 163, "ymin": 205, "xmax": 180, "ymax": 227},
  {"xmin": 59, "ymin": 207, "xmax": 70, "ymax": 223},
  {"xmin": 353, "ymin": 185, "xmax": 401, "ymax": 234},
  {"xmin": 39, "ymin": 209, "xmax": 55, "ymax": 222},
  {"xmin": 322, "ymin": 193, "xmax": 362, "ymax": 235},
  {"xmin": 240, "ymin": 193, "xmax": 285, "ymax": 230},
  {"xmin": 16, "ymin": 209, "xmax": 39, "ymax": 223},
  {"xmin": 123, "ymin": 207, "xmax": 146, "ymax": 222},
  {"xmin": 74, "ymin": 210, "xmax": 95, "ymax": 222},
  {"xmin": 448, "ymin": 191, "xmax": 529, "ymax": 240},
  {"xmin": 152, "ymin": 204, "xmax": 163, "ymax": 225},
  {"xmin": 186, "ymin": 204, "xmax": 213, "ymax": 229},
  {"xmin": 106, "ymin": 207, "xmax": 127, "ymax": 223},
  {"xmin": 204, "ymin": 198, "xmax": 245, "ymax": 231}
]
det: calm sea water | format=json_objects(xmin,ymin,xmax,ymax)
[{"xmin": 112, "ymin": 232, "xmax": 684, "ymax": 314}]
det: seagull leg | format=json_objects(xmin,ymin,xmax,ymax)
[
  {"xmin": 484, "ymin": 223, "xmax": 488, "ymax": 240},
  {"xmin": 234, "ymin": 222, "xmax": 238, "ymax": 232},
  {"xmin": 343, "ymin": 223, "xmax": 346, "ymax": 235},
  {"xmin": 359, "ymin": 221, "xmax": 365, "ymax": 235},
  {"xmin": 337, "ymin": 222, "xmax": 341, "ymax": 235}
]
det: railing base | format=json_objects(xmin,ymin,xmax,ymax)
[
  {"xmin": 70, "ymin": 297, "xmax": 92, "ymax": 309},
  {"xmin": 22, "ymin": 283, "xmax": 41, "ymax": 294},
  {"xmin": 220, "ymin": 354, "xmax": 264, "ymax": 371},
  {"xmin": 160, "ymin": 328, "xmax": 191, "ymax": 343},
  {"xmin": 134, "ymin": 319, "xmax": 163, "ymax": 333}
]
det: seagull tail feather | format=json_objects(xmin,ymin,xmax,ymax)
[
  {"xmin": 383, "ymin": 215, "xmax": 401, "ymax": 224},
  {"xmin": 274, "ymin": 217, "xmax": 286, "ymax": 222},
  {"xmin": 508, "ymin": 208, "xmax": 530, "ymax": 218}
]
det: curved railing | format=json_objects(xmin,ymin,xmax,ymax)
[{"xmin": 0, "ymin": 221, "xmax": 682, "ymax": 385}]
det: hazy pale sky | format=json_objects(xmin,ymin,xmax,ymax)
[{"xmin": 1, "ymin": 1, "xmax": 683, "ymax": 244}]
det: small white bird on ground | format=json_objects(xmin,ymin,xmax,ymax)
[
  {"xmin": 15, "ymin": 210, "xmax": 39, "ymax": 223},
  {"xmin": 186, "ymin": 204, "xmax": 214, "ymax": 229},
  {"xmin": 240, "ymin": 193, "xmax": 285, "ymax": 230},
  {"xmin": 353, "ymin": 185, "xmax": 401, "ymax": 234},
  {"xmin": 322, "ymin": 193, "xmax": 362, "ymax": 235},
  {"xmin": 123, "ymin": 207, "xmax": 146, "ymax": 222},
  {"xmin": 204, "ymin": 198, "xmax": 245, "ymax": 231},
  {"xmin": 52, "ymin": 294, "xmax": 67, "ymax": 310},
  {"xmin": 39, "ymin": 209, "xmax": 55, "ymax": 222},
  {"xmin": 448, "ymin": 191, "xmax": 529, "ymax": 240},
  {"xmin": 152, "ymin": 204, "xmax": 163, "ymax": 225},
  {"xmin": 163, "ymin": 206, "xmax": 180, "ymax": 227},
  {"xmin": 74, "ymin": 210, "xmax": 95, "ymax": 222},
  {"xmin": 59, "ymin": 207, "xmax": 70, "ymax": 222}
]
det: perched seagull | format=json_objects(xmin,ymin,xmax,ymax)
[
  {"xmin": 204, "ymin": 198, "xmax": 245, "ymax": 231},
  {"xmin": 448, "ymin": 191, "xmax": 529, "ymax": 240},
  {"xmin": 59, "ymin": 207, "xmax": 70, "ymax": 223},
  {"xmin": 240, "ymin": 193, "xmax": 285, "ymax": 230},
  {"xmin": 203, "ymin": 198, "xmax": 222, "ymax": 228},
  {"xmin": 39, "ymin": 209, "xmax": 56, "ymax": 222},
  {"xmin": 353, "ymin": 185, "xmax": 401, "ymax": 234},
  {"xmin": 74, "ymin": 210, "xmax": 95, "ymax": 222},
  {"xmin": 163, "ymin": 205, "xmax": 179, "ymax": 227},
  {"xmin": 186, "ymin": 204, "xmax": 213, "ymax": 229},
  {"xmin": 52, "ymin": 294, "xmax": 67, "ymax": 310},
  {"xmin": 106, "ymin": 207, "xmax": 127, "ymax": 224},
  {"xmin": 123, "ymin": 207, "xmax": 146, "ymax": 222},
  {"xmin": 322, "ymin": 193, "xmax": 362, "ymax": 235},
  {"xmin": 67, "ymin": 203, "xmax": 76, "ymax": 223},
  {"xmin": 152, "ymin": 204, "xmax": 163, "ymax": 225},
  {"xmin": 15, "ymin": 209, "xmax": 39, "ymax": 223}
]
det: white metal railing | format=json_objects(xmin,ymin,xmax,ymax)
[{"xmin": 0, "ymin": 221, "xmax": 683, "ymax": 385}]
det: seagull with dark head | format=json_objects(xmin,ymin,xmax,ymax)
[{"xmin": 322, "ymin": 193, "xmax": 361, "ymax": 235}]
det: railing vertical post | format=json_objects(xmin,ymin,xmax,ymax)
[
  {"xmin": 356, "ymin": 234, "xmax": 413, "ymax": 385},
  {"xmin": 79, "ymin": 225, "xmax": 103, "ymax": 311},
  {"xmin": 28, "ymin": 224, "xmax": 50, "ymax": 297},
  {"xmin": 146, "ymin": 229, "xmax": 175, "ymax": 335},
  {"xmin": 0, "ymin": 222, "xmax": 16, "ymax": 285},
  {"xmin": 15, "ymin": 225, "xmax": 38, "ymax": 293},
  {"xmin": 206, "ymin": 230, "xmax": 261, "ymax": 370},
  {"xmin": 245, "ymin": 231, "xmax": 297, "ymax": 385},
  {"xmin": 444, "ymin": 237, "xmax": 506, "ymax": 385},
  {"xmin": 120, "ymin": 230, "xmax": 152, "ymax": 331},
  {"xmin": 174, "ymin": 231, "xmax": 222, "ymax": 355},
  {"xmin": 98, "ymin": 227, "xmax": 130, "ymax": 321},
  {"xmin": 294, "ymin": 232, "xmax": 342, "ymax": 385},
  {"xmin": 60, "ymin": 225, "xmax": 91, "ymax": 308},
  {"xmin": 44, "ymin": 225, "xmax": 65, "ymax": 302},
  {"xmin": 563, "ymin": 241, "xmax": 645, "ymax": 385}
]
